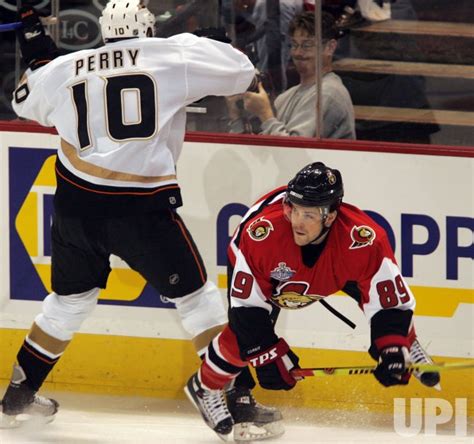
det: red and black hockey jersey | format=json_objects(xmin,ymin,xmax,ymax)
[{"xmin": 227, "ymin": 187, "xmax": 415, "ymax": 355}]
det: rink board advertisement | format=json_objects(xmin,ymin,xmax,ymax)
[{"xmin": 0, "ymin": 128, "xmax": 473, "ymax": 412}]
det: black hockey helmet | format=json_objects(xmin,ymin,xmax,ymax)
[{"xmin": 286, "ymin": 162, "xmax": 344, "ymax": 211}]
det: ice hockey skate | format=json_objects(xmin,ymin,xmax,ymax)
[
  {"xmin": 410, "ymin": 339, "xmax": 441, "ymax": 389},
  {"xmin": 227, "ymin": 386, "xmax": 284, "ymax": 442},
  {"xmin": 0, "ymin": 365, "xmax": 59, "ymax": 429},
  {"xmin": 184, "ymin": 372, "xmax": 234, "ymax": 441}
]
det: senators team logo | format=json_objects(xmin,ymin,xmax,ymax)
[
  {"xmin": 271, "ymin": 281, "xmax": 324, "ymax": 309},
  {"xmin": 350, "ymin": 225, "xmax": 376, "ymax": 249},
  {"xmin": 247, "ymin": 217, "xmax": 274, "ymax": 241},
  {"xmin": 327, "ymin": 171, "xmax": 337, "ymax": 185}
]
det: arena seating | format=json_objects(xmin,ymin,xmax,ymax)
[{"xmin": 333, "ymin": 0, "xmax": 474, "ymax": 145}]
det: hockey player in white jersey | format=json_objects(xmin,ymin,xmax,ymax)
[{"xmin": 1, "ymin": 1, "xmax": 280, "ymax": 440}]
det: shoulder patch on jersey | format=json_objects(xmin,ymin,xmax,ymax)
[
  {"xmin": 247, "ymin": 217, "xmax": 274, "ymax": 241},
  {"xmin": 350, "ymin": 225, "xmax": 376, "ymax": 249}
]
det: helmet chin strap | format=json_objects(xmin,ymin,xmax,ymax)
[
  {"xmin": 306, "ymin": 207, "xmax": 332, "ymax": 245},
  {"xmin": 307, "ymin": 224, "xmax": 330, "ymax": 245}
]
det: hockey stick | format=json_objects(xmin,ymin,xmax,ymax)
[
  {"xmin": 0, "ymin": 22, "xmax": 22, "ymax": 32},
  {"xmin": 0, "ymin": 17, "xmax": 58, "ymax": 33},
  {"xmin": 291, "ymin": 361, "xmax": 474, "ymax": 378},
  {"xmin": 319, "ymin": 299, "xmax": 356, "ymax": 329}
]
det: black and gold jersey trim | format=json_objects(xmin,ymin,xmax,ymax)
[{"xmin": 54, "ymin": 157, "xmax": 182, "ymax": 217}]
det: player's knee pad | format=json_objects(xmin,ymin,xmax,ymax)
[
  {"xmin": 34, "ymin": 288, "xmax": 100, "ymax": 341},
  {"xmin": 173, "ymin": 280, "xmax": 227, "ymax": 337}
]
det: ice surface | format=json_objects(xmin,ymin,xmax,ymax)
[{"xmin": 0, "ymin": 391, "xmax": 472, "ymax": 443}]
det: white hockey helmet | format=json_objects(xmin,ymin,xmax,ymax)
[{"xmin": 99, "ymin": 0, "xmax": 156, "ymax": 42}]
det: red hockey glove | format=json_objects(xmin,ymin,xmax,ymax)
[
  {"xmin": 374, "ymin": 345, "xmax": 411, "ymax": 387},
  {"xmin": 246, "ymin": 338, "xmax": 301, "ymax": 390}
]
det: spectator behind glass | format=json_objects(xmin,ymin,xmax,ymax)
[
  {"xmin": 227, "ymin": 11, "xmax": 356, "ymax": 139},
  {"xmin": 224, "ymin": 0, "xmax": 304, "ymax": 95}
]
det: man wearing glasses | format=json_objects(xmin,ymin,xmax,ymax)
[{"xmin": 228, "ymin": 11, "xmax": 356, "ymax": 139}]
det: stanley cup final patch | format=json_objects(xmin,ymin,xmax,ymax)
[
  {"xmin": 350, "ymin": 225, "xmax": 376, "ymax": 249},
  {"xmin": 247, "ymin": 217, "xmax": 274, "ymax": 241},
  {"xmin": 270, "ymin": 262, "xmax": 295, "ymax": 281}
]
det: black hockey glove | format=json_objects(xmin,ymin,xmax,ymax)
[
  {"xmin": 16, "ymin": 6, "xmax": 59, "ymax": 70},
  {"xmin": 369, "ymin": 308, "xmax": 413, "ymax": 387},
  {"xmin": 246, "ymin": 338, "xmax": 301, "ymax": 390},
  {"xmin": 373, "ymin": 345, "xmax": 411, "ymax": 387}
]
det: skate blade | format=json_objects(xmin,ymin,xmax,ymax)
[
  {"xmin": 0, "ymin": 412, "xmax": 55, "ymax": 429},
  {"xmin": 0, "ymin": 413, "xmax": 21, "ymax": 429},
  {"xmin": 216, "ymin": 432, "xmax": 232, "ymax": 442},
  {"xmin": 234, "ymin": 420, "xmax": 285, "ymax": 442},
  {"xmin": 184, "ymin": 385, "xmax": 199, "ymax": 412}
]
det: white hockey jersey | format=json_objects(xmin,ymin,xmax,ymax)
[{"xmin": 12, "ymin": 33, "xmax": 255, "ymax": 216}]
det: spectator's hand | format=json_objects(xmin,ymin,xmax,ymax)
[
  {"xmin": 243, "ymin": 83, "xmax": 274, "ymax": 122},
  {"xmin": 226, "ymin": 94, "xmax": 244, "ymax": 120}
]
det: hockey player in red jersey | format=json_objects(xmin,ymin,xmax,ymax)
[{"xmin": 185, "ymin": 161, "xmax": 440, "ymax": 438}]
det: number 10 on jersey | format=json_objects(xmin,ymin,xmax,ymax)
[{"xmin": 70, "ymin": 73, "xmax": 157, "ymax": 149}]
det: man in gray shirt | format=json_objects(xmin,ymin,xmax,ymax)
[{"xmin": 228, "ymin": 11, "xmax": 356, "ymax": 139}]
